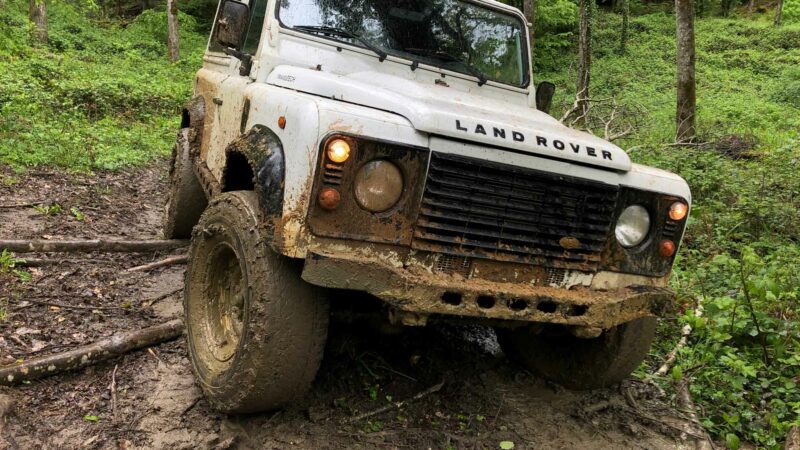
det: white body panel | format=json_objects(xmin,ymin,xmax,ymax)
[{"xmin": 195, "ymin": 0, "xmax": 691, "ymax": 259}]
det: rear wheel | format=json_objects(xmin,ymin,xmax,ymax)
[
  {"xmin": 163, "ymin": 129, "xmax": 207, "ymax": 239},
  {"xmin": 184, "ymin": 191, "xmax": 329, "ymax": 413},
  {"xmin": 496, "ymin": 317, "xmax": 657, "ymax": 389}
]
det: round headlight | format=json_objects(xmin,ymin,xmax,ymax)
[
  {"xmin": 354, "ymin": 160, "xmax": 404, "ymax": 213},
  {"xmin": 326, "ymin": 138, "xmax": 351, "ymax": 164},
  {"xmin": 615, "ymin": 205, "xmax": 651, "ymax": 248}
]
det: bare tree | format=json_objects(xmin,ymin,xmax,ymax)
[
  {"xmin": 675, "ymin": 0, "xmax": 696, "ymax": 143},
  {"xmin": 167, "ymin": 0, "xmax": 180, "ymax": 62},
  {"xmin": 576, "ymin": 0, "xmax": 593, "ymax": 119},
  {"xmin": 775, "ymin": 0, "xmax": 783, "ymax": 25},
  {"xmin": 28, "ymin": 0, "xmax": 48, "ymax": 46},
  {"xmin": 619, "ymin": 0, "xmax": 629, "ymax": 54}
]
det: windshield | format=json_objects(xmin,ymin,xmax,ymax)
[{"xmin": 277, "ymin": 0, "xmax": 528, "ymax": 87}]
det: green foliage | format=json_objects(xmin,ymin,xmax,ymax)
[
  {"xmin": 527, "ymin": 3, "xmax": 800, "ymax": 445},
  {"xmin": 785, "ymin": 0, "xmax": 800, "ymax": 23},
  {"xmin": 0, "ymin": 249, "xmax": 30, "ymax": 282},
  {"xmin": 0, "ymin": 0, "xmax": 207, "ymax": 171}
]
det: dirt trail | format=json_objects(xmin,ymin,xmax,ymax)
[{"xmin": 0, "ymin": 162, "xmax": 694, "ymax": 449}]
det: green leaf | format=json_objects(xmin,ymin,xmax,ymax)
[
  {"xmin": 83, "ymin": 414, "xmax": 100, "ymax": 422},
  {"xmin": 499, "ymin": 441, "xmax": 515, "ymax": 450},
  {"xmin": 725, "ymin": 433, "xmax": 740, "ymax": 449}
]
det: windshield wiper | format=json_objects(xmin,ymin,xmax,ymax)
[
  {"xmin": 292, "ymin": 25, "xmax": 388, "ymax": 62},
  {"xmin": 402, "ymin": 48, "xmax": 488, "ymax": 86}
]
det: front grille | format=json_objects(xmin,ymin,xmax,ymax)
[{"xmin": 412, "ymin": 152, "xmax": 620, "ymax": 271}]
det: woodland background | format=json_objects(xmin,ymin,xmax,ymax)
[{"xmin": 1, "ymin": 0, "xmax": 799, "ymax": 447}]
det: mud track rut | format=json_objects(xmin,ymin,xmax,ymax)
[{"xmin": 0, "ymin": 162, "xmax": 693, "ymax": 449}]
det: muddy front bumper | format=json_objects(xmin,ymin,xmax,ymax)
[{"xmin": 301, "ymin": 249, "xmax": 674, "ymax": 330}]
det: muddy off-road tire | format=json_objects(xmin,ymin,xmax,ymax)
[
  {"xmin": 184, "ymin": 191, "xmax": 329, "ymax": 413},
  {"xmin": 496, "ymin": 317, "xmax": 657, "ymax": 389},
  {"xmin": 163, "ymin": 129, "xmax": 207, "ymax": 239}
]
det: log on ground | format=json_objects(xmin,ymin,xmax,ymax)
[
  {"xmin": 0, "ymin": 239, "xmax": 188, "ymax": 253},
  {"xmin": 0, "ymin": 320, "xmax": 184, "ymax": 386}
]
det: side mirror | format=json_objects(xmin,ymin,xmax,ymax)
[
  {"xmin": 215, "ymin": 0, "xmax": 250, "ymax": 50},
  {"xmin": 535, "ymin": 81, "xmax": 556, "ymax": 115}
]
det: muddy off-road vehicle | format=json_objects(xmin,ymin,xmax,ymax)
[{"xmin": 163, "ymin": 0, "xmax": 691, "ymax": 413}]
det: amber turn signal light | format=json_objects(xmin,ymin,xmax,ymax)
[
  {"xmin": 669, "ymin": 202, "xmax": 688, "ymax": 221},
  {"xmin": 318, "ymin": 187, "xmax": 341, "ymax": 211},
  {"xmin": 326, "ymin": 138, "xmax": 351, "ymax": 164},
  {"xmin": 658, "ymin": 239, "xmax": 676, "ymax": 258}
]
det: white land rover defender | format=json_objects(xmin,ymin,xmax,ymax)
[{"xmin": 164, "ymin": 0, "xmax": 692, "ymax": 413}]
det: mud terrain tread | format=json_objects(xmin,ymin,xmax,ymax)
[
  {"xmin": 185, "ymin": 191, "xmax": 329, "ymax": 413},
  {"xmin": 497, "ymin": 317, "xmax": 656, "ymax": 389},
  {"xmin": 163, "ymin": 129, "xmax": 207, "ymax": 239}
]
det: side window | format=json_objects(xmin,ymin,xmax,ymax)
[{"xmin": 242, "ymin": 0, "xmax": 269, "ymax": 54}]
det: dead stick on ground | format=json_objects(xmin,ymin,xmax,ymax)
[
  {"xmin": 15, "ymin": 258, "xmax": 108, "ymax": 267},
  {"xmin": 0, "ymin": 201, "xmax": 45, "ymax": 209},
  {"xmin": 675, "ymin": 379, "xmax": 715, "ymax": 450},
  {"xmin": 0, "ymin": 239, "xmax": 188, "ymax": 254},
  {"xmin": 656, "ymin": 300, "xmax": 705, "ymax": 377},
  {"xmin": 110, "ymin": 364, "xmax": 119, "ymax": 424},
  {"xmin": 127, "ymin": 255, "xmax": 188, "ymax": 273},
  {"xmin": 0, "ymin": 319, "xmax": 184, "ymax": 386},
  {"xmin": 16, "ymin": 298, "xmax": 131, "ymax": 311},
  {"xmin": 346, "ymin": 381, "xmax": 444, "ymax": 424}
]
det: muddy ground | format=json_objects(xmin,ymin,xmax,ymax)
[{"xmin": 0, "ymin": 161, "xmax": 699, "ymax": 449}]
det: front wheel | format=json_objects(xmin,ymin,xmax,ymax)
[
  {"xmin": 496, "ymin": 317, "xmax": 657, "ymax": 389},
  {"xmin": 184, "ymin": 191, "xmax": 329, "ymax": 413}
]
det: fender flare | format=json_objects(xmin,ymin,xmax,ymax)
[
  {"xmin": 222, "ymin": 125, "xmax": 286, "ymax": 221},
  {"xmin": 181, "ymin": 96, "xmax": 206, "ymax": 151}
]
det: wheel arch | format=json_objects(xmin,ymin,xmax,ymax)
[
  {"xmin": 181, "ymin": 96, "xmax": 206, "ymax": 150},
  {"xmin": 221, "ymin": 125, "xmax": 286, "ymax": 222}
]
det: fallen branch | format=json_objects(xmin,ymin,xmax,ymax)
[
  {"xmin": 0, "ymin": 201, "xmax": 45, "ymax": 209},
  {"xmin": 0, "ymin": 239, "xmax": 188, "ymax": 254},
  {"xmin": 127, "ymin": 255, "xmax": 188, "ymax": 272},
  {"xmin": 15, "ymin": 298, "xmax": 131, "ymax": 311},
  {"xmin": 0, "ymin": 319, "xmax": 184, "ymax": 386},
  {"xmin": 14, "ymin": 258, "xmax": 107, "ymax": 267},
  {"xmin": 656, "ymin": 301, "xmax": 705, "ymax": 377},
  {"xmin": 675, "ymin": 379, "xmax": 715, "ymax": 450},
  {"xmin": 345, "ymin": 380, "xmax": 444, "ymax": 424}
]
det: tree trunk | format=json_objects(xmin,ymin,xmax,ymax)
[
  {"xmin": 675, "ymin": 0, "xmax": 696, "ymax": 143},
  {"xmin": 28, "ymin": 0, "xmax": 48, "ymax": 46},
  {"xmin": 748, "ymin": 0, "xmax": 755, "ymax": 18},
  {"xmin": 167, "ymin": 0, "xmax": 180, "ymax": 62},
  {"xmin": 577, "ymin": 0, "xmax": 592, "ymax": 119},
  {"xmin": 775, "ymin": 0, "xmax": 783, "ymax": 25},
  {"xmin": 619, "ymin": 0, "xmax": 629, "ymax": 54},
  {"xmin": 523, "ymin": 0, "xmax": 537, "ymax": 63}
]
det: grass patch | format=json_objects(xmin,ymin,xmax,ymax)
[{"xmin": 0, "ymin": 0, "xmax": 207, "ymax": 171}]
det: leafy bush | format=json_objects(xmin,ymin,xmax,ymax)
[
  {"xmin": 0, "ymin": 0, "xmax": 207, "ymax": 170},
  {"xmin": 785, "ymin": 0, "xmax": 800, "ymax": 23}
]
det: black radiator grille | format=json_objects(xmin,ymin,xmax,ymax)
[{"xmin": 412, "ymin": 152, "xmax": 620, "ymax": 271}]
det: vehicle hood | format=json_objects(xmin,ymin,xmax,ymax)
[{"xmin": 267, "ymin": 65, "xmax": 631, "ymax": 171}]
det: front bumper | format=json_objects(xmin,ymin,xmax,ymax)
[{"xmin": 301, "ymin": 249, "xmax": 674, "ymax": 330}]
